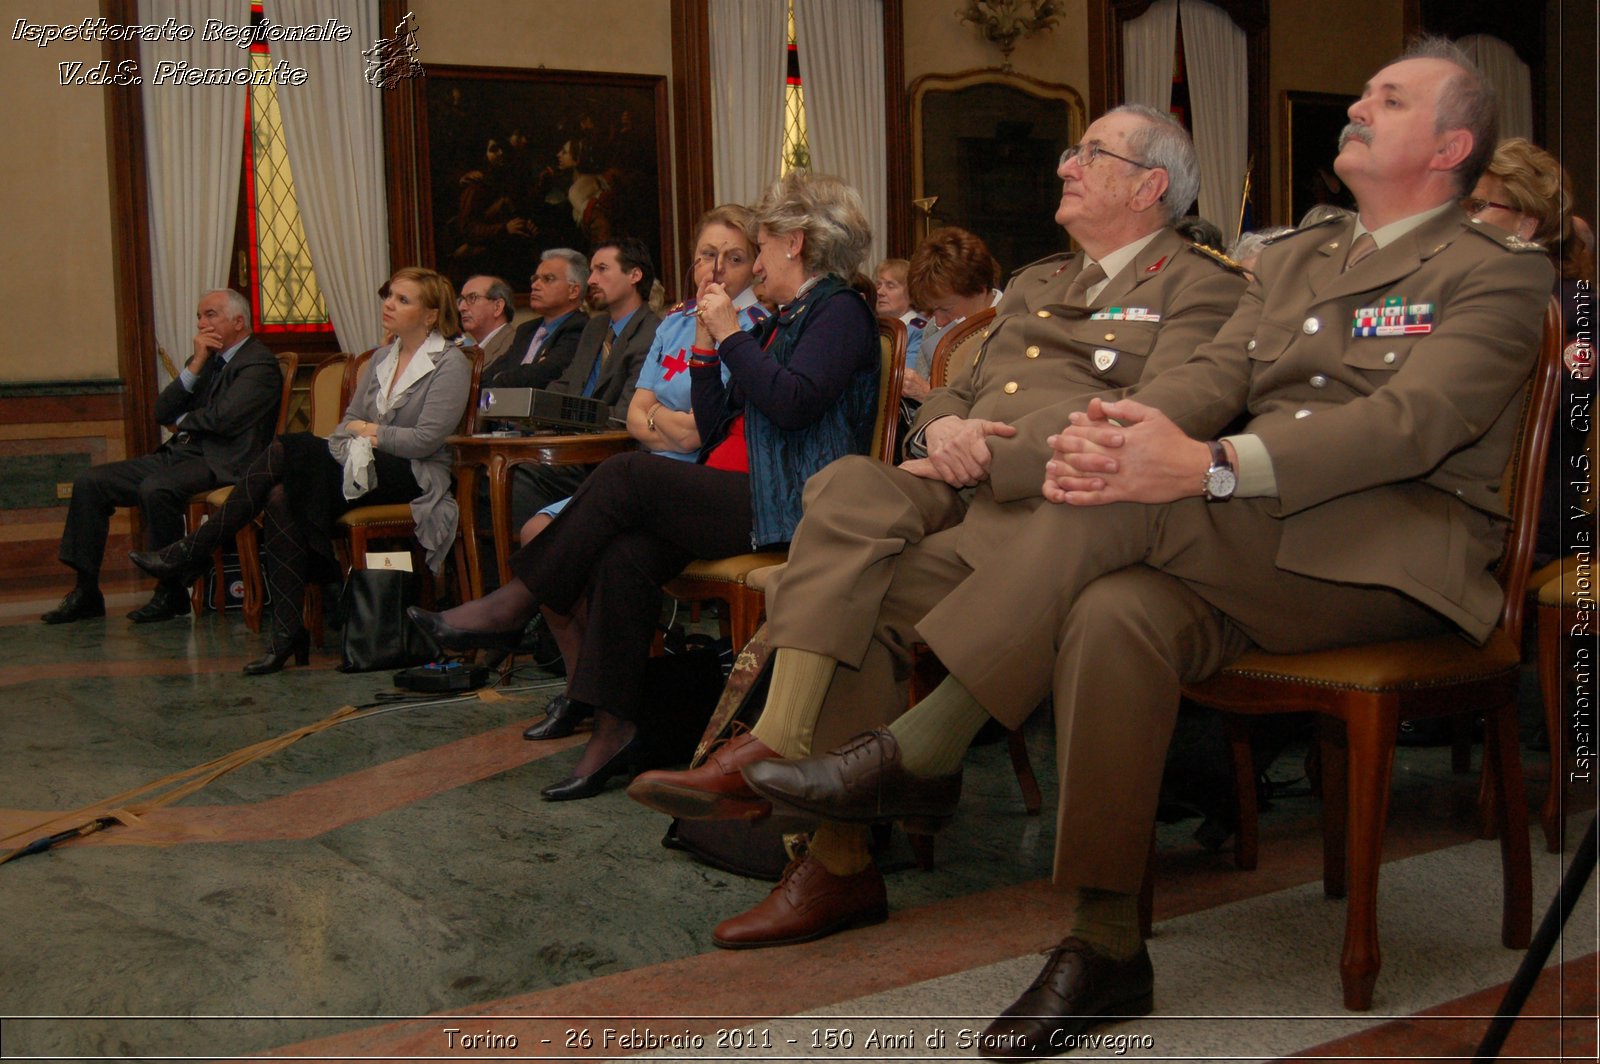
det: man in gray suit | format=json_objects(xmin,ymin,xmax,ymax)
[
  {"xmin": 45, "ymin": 288, "xmax": 281, "ymax": 625},
  {"xmin": 457, "ymin": 274, "xmax": 516, "ymax": 367},
  {"xmin": 510, "ymin": 237, "xmax": 660, "ymax": 528}
]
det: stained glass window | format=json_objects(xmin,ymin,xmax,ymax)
[
  {"xmin": 239, "ymin": 3, "xmax": 332, "ymax": 334},
  {"xmin": 782, "ymin": 0, "xmax": 811, "ymax": 174}
]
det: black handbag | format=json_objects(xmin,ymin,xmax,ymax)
[
  {"xmin": 336, "ymin": 568, "xmax": 433, "ymax": 672},
  {"xmin": 659, "ymin": 625, "xmax": 798, "ymax": 880}
]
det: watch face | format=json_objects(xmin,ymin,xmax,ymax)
[{"xmin": 1206, "ymin": 467, "xmax": 1237, "ymax": 499}]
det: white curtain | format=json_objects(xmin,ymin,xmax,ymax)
[
  {"xmin": 709, "ymin": 0, "xmax": 787, "ymax": 209},
  {"xmin": 273, "ymin": 0, "xmax": 391, "ymax": 352},
  {"xmin": 1122, "ymin": 0, "xmax": 1177, "ymax": 113},
  {"xmin": 1180, "ymin": 0, "xmax": 1249, "ymax": 242},
  {"xmin": 1461, "ymin": 35, "xmax": 1533, "ymax": 142},
  {"xmin": 139, "ymin": 0, "xmax": 251, "ymax": 389},
  {"xmin": 793, "ymin": 0, "xmax": 889, "ymax": 267}
]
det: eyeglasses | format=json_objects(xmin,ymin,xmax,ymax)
[
  {"xmin": 1462, "ymin": 197, "xmax": 1520, "ymax": 216},
  {"xmin": 1060, "ymin": 142, "xmax": 1156, "ymax": 170},
  {"xmin": 458, "ymin": 293, "xmax": 490, "ymax": 305}
]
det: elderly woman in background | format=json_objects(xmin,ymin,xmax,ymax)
[
  {"xmin": 1463, "ymin": 136, "xmax": 1591, "ymax": 562},
  {"xmin": 410, "ymin": 171, "xmax": 881, "ymax": 800},
  {"xmin": 517, "ymin": 203, "xmax": 771, "ymax": 742},
  {"xmin": 133, "ymin": 268, "xmax": 473, "ymax": 674},
  {"xmin": 874, "ymin": 258, "xmax": 926, "ymax": 391},
  {"xmin": 907, "ymin": 226, "xmax": 1003, "ymax": 393},
  {"xmin": 1227, "ymin": 225, "xmax": 1294, "ymax": 280}
]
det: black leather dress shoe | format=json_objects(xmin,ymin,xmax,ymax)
[
  {"xmin": 129, "ymin": 544, "xmax": 206, "ymax": 586},
  {"xmin": 522, "ymin": 695, "xmax": 593, "ymax": 740},
  {"xmin": 41, "ymin": 586, "xmax": 106, "ymax": 625},
  {"xmin": 540, "ymin": 733, "xmax": 647, "ymax": 801},
  {"xmin": 406, "ymin": 606, "xmax": 523, "ymax": 653},
  {"xmin": 977, "ymin": 937, "xmax": 1154, "ymax": 1060},
  {"xmin": 128, "ymin": 584, "xmax": 191, "ymax": 623}
]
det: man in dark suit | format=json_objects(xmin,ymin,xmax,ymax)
[
  {"xmin": 509, "ymin": 238, "xmax": 660, "ymax": 528},
  {"xmin": 481, "ymin": 248, "xmax": 590, "ymax": 390},
  {"xmin": 45, "ymin": 289, "xmax": 282, "ymax": 624}
]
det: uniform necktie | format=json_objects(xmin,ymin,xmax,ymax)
[
  {"xmin": 601, "ymin": 327, "xmax": 616, "ymax": 366},
  {"xmin": 1064, "ymin": 261, "xmax": 1107, "ymax": 306},
  {"xmin": 1344, "ymin": 232, "xmax": 1378, "ymax": 271}
]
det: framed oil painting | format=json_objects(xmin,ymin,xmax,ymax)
[{"xmin": 416, "ymin": 65, "xmax": 670, "ymax": 299}]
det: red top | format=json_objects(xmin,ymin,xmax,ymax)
[{"xmin": 705, "ymin": 413, "xmax": 749, "ymax": 472}]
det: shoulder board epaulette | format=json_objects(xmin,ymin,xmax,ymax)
[
  {"xmin": 1264, "ymin": 218, "xmax": 1343, "ymax": 246},
  {"xmin": 1465, "ymin": 217, "xmax": 1548, "ymax": 253},
  {"xmin": 1185, "ymin": 242, "xmax": 1248, "ymax": 275},
  {"xmin": 1013, "ymin": 251, "xmax": 1075, "ymax": 278}
]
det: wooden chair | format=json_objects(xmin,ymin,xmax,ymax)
[
  {"xmin": 1532, "ymin": 393, "xmax": 1598, "ymax": 851},
  {"xmin": 315, "ymin": 345, "xmax": 485, "ymax": 643},
  {"xmin": 662, "ymin": 316, "xmax": 909, "ymax": 649},
  {"xmin": 928, "ymin": 307, "xmax": 997, "ymax": 390},
  {"xmin": 229, "ymin": 354, "xmax": 349, "ymax": 632},
  {"xmin": 1177, "ymin": 297, "xmax": 1562, "ymax": 1010},
  {"xmin": 184, "ymin": 351, "xmax": 297, "ymax": 615}
]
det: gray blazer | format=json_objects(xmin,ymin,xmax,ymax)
[{"xmin": 329, "ymin": 334, "xmax": 473, "ymax": 573}]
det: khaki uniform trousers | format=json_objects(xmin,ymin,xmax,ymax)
[
  {"xmin": 918, "ymin": 494, "xmax": 1453, "ymax": 892},
  {"xmin": 764, "ymin": 456, "xmax": 974, "ymax": 755}
]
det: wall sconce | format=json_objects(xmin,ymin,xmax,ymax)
[{"xmin": 956, "ymin": 1, "xmax": 1062, "ymax": 69}]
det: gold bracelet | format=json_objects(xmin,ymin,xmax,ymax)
[{"xmin": 647, "ymin": 403, "xmax": 662, "ymax": 432}]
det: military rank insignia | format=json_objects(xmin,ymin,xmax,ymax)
[{"xmin": 1352, "ymin": 295, "xmax": 1433, "ymax": 337}]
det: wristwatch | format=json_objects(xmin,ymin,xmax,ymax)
[{"xmin": 1202, "ymin": 440, "xmax": 1236, "ymax": 501}]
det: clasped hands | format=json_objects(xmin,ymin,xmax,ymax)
[{"xmin": 1041, "ymin": 397, "xmax": 1212, "ymax": 505}]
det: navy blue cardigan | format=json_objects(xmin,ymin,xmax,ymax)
[{"xmin": 691, "ymin": 276, "xmax": 879, "ymax": 547}]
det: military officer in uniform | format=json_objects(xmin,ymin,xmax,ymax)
[
  {"xmin": 629, "ymin": 103, "xmax": 1249, "ymax": 948},
  {"xmin": 732, "ymin": 40, "xmax": 1554, "ymax": 1058}
]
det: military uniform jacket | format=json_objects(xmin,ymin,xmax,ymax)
[
  {"xmin": 910, "ymin": 226, "xmax": 1248, "ymax": 569},
  {"xmin": 1133, "ymin": 209, "xmax": 1554, "ymax": 641},
  {"xmin": 912, "ymin": 226, "xmax": 1249, "ymax": 504}
]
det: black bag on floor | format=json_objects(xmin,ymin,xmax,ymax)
[
  {"xmin": 635, "ymin": 635, "xmax": 727, "ymax": 764},
  {"xmin": 336, "ymin": 568, "xmax": 433, "ymax": 673},
  {"xmin": 660, "ymin": 625, "xmax": 797, "ymax": 881}
]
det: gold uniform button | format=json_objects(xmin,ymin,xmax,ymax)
[
  {"xmin": 1303, "ymin": 317, "xmax": 1321, "ymax": 335},
  {"xmin": 1025, "ymin": 345, "xmax": 1040, "ymax": 359},
  {"xmin": 1383, "ymin": 351, "xmax": 1397, "ymax": 364},
  {"xmin": 1036, "ymin": 310, "xmax": 1051, "ymax": 318},
  {"xmin": 1103, "ymin": 332, "xmax": 1116, "ymax": 342},
  {"xmin": 1294, "ymin": 408, "xmax": 1312, "ymax": 419},
  {"xmin": 1247, "ymin": 339, "xmax": 1257, "ymax": 351},
  {"xmin": 1310, "ymin": 374, "xmax": 1327, "ymax": 388},
  {"xmin": 1003, "ymin": 381, "xmax": 1019, "ymax": 394}
]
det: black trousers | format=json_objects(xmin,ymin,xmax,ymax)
[
  {"xmin": 510, "ymin": 451, "xmax": 754, "ymax": 719},
  {"xmin": 60, "ymin": 443, "xmax": 218, "ymax": 580}
]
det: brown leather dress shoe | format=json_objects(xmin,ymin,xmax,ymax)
[
  {"xmin": 977, "ymin": 937, "xmax": 1154, "ymax": 1060},
  {"xmin": 712, "ymin": 854, "xmax": 887, "ymax": 949},
  {"xmin": 627, "ymin": 729, "xmax": 778, "ymax": 820},
  {"xmin": 741, "ymin": 729, "xmax": 961, "ymax": 830}
]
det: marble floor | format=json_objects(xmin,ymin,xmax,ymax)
[{"xmin": 0, "ymin": 585, "xmax": 1595, "ymax": 1062}]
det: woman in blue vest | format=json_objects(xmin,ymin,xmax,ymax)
[{"xmin": 410, "ymin": 172, "xmax": 881, "ymax": 800}]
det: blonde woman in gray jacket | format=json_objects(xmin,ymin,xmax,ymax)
[{"xmin": 133, "ymin": 268, "xmax": 472, "ymax": 674}]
